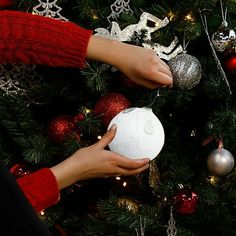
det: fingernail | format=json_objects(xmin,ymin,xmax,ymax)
[
  {"xmin": 145, "ymin": 164, "xmax": 149, "ymax": 169},
  {"xmin": 110, "ymin": 124, "xmax": 117, "ymax": 130}
]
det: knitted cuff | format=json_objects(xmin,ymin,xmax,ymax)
[{"xmin": 17, "ymin": 168, "xmax": 60, "ymax": 213}]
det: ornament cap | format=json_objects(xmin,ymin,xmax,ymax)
[{"xmin": 221, "ymin": 20, "xmax": 228, "ymax": 28}]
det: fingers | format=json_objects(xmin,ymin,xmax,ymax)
[
  {"xmin": 157, "ymin": 61, "xmax": 173, "ymax": 79},
  {"xmin": 95, "ymin": 124, "xmax": 117, "ymax": 149},
  {"xmin": 116, "ymin": 164, "xmax": 150, "ymax": 176},
  {"xmin": 156, "ymin": 56, "xmax": 170, "ymax": 71},
  {"xmin": 112, "ymin": 153, "xmax": 150, "ymax": 169},
  {"xmin": 155, "ymin": 70, "xmax": 173, "ymax": 86},
  {"xmin": 139, "ymin": 80, "xmax": 165, "ymax": 89}
]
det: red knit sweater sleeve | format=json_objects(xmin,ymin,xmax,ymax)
[
  {"xmin": 0, "ymin": 10, "xmax": 93, "ymax": 68},
  {"xmin": 16, "ymin": 168, "xmax": 60, "ymax": 213}
]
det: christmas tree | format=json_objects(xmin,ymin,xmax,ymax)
[{"xmin": 1, "ymin": 0, "xmax": 236, "ymax": 235}]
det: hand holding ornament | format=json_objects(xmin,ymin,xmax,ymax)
[
  {"xmin": 50, "ymin": 124, "xmax": 150, "ymax": 190},
  {"xmin": 86, "ymin": 36, "xmax": 173, "ymax": 89}
]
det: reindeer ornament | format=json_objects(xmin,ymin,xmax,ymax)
[{"xmin": 94, "ymin": 12, "xmax": 183, "ymax": 61}]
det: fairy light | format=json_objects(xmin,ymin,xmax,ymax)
[
  {"xmin": 116, "ymin": 176, "xmax": 121, "ymax": 180},
  {"xmin": 40, "ymin": 211, "xmax": 45, "ymax": 216},
  {"xmin": 207, "ymin": 175, "xmax": 218, "ymax": 185},
  {"xmin": 97, "ymin": 135, "xmax": 102, "ymax": 140},
  {"xmin": 168, "ymin": 11, "xmax": 175, "ymax": 21},
  {"xmin": 184, "ymin": 12, "xmax": 194, "ymax": 22},
  {"xmin": 155, "ymin": 22, "xmax": 160, "ymax": 27},
  {"xmin": 191, "ymin": 130, "xmax": 196, "ymax": 137},
  {"xmin": 123, "ymin": 181, "xmax": 127, "ymax": 187},
  {"xmin": 92, "ymin": 14, "xmax": 98, "ymax": 20},
  {"xmin": 85, "ymin": 108, "xmax": 91, "ymax": 114}
]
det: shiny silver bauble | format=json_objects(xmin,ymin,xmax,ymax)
[{"xmin": 207, "ymin": 148, "xmax": 234, "ymax": 176}]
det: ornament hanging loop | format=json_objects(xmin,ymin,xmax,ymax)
[
  {"xmin": 220, "ymin": 0, "xmax": 228, "ymax": 27},
  {"xmin": 218, "ymin": 139, "xmax": 224, "ymax": 150},
  {"xmin": 148, "ymin": 89, "xmax": 160, "ymax": 108}
]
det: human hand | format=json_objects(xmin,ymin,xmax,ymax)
[
  {"xmin": 86, "ymin": 36, "xmax": 173, "ymax": 89},
  {"xmin": 50, "ymin": 124, "xmax": 150, "ymax": 190},
  {"xmin": 112, "ymin": 42, "xmax": 173, "ymax": 89}
]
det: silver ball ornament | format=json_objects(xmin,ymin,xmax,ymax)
[
  {"xmin": 207, "ymin": 148, "xmax": 235, "ymax": 176},
  {"xmin": 168, "ymin": 53, "xmax": 202, "ymax": 90},
  {"xmin": 212, "ymin": 25, "xmax": 236, "ymax": 52}
]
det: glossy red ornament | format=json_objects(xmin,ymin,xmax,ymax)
[
  {"xmin": 10, "ymin": 164, "xmax": 31, "ymax": 179},
  {"xmin": 173, "ymin": 187, "xmax": 199, "ymax": 215},
  {"xmin": 224, "ymin": 54, "xmax": 236, "ymax": 73},
  {"xmin": 0, "ymin": 0, "xmax": 14, "ymax": 8},
  {"xmin": 116, "ymin": 73, "xmax": 139, "ymax": 88},
  {"xmin": 48, "ymin": 115, "xmax": 75, "ymax": 143},
  {"xmin": 94, "ymin": 92, "xmax": 131, "ymax": 126},
  {"xmin": 73, "ymin": 112, "xmax": 85, "ymax": 124}
]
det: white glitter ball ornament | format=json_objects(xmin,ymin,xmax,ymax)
[{"xmin": 108, "ymin": 107, "xmax": 165, "ymax": 160}]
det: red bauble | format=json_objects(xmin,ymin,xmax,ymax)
[
  {"xmin": 224, "ymin": 54, "xmax": 236, "ymax": 73},
  {"xmin": 173, "ymin": 187, "xmax": 199, "ymax": 215},
  {"xmin": 0, "ymin": 0, "xmax": 15, "ymax": 8},
  {"xmin": 94, "ymin": 92, "xmax": 131, "ymax": 126},
  {"xmin": 73, "ymin": 112, "xmax": 85, "ymax": 124},
  {"xmin": 48, "ymin": 115, "xmax": 75, "ymax": 143},
  {"xmin": 116, "ymin": 73, "xmax": 139, "ymax": 88},
  {"xmin": 10, "ymin": 164, "xmax": 31, "ymax": 179}
]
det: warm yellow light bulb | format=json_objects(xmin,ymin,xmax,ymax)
[
  {"xmin": 185, "ymin": 13, "xmax": 194, "ymax": 22},
  {"xmin": 93, "ymin": 14, "xmax": 98, "ymax": 20},
  {"xmin": 85, "ymin": 108, "xmax": 91, "ymax": 114},
  {"xmin": 168, "ymin": 11, "xmax": 175, "ymax": 21},
  {"xmin": 40, "ymin": 211, "xmax": 45, "ymax": 216},
  {"xmin": 208, "ymin": 175, "xmax": 218, "ymax": 185}
]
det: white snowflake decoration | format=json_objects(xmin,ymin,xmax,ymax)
[
  {"xmin": 0, "ymin": 64, "xmax": 42, "ymax": 97},
  {"xmin": 107, "ymin": 0, "xmax": 133, "ymax": 23},
  {"xmin": 95, "ymin": 12, "xmax": 183, "ymax": 61},
  {"xmin": 33, "ymin": 0, "xmax": 68, "ymax": 21}
]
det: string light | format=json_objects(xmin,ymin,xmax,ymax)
[
  {"xmin": 168, "ymin": 11, "xmax": 175, "ymax": 21},
  {"xmin": 97, "ymin": 135, "xmax": 102, "ymax": 140},
  {"xmin": 40, "ymin": 211, "xmax": 45, "ymax": 216},
  {"xmin": 191, "ymin": 130, "xmax": 196, "ymax": 137},
  {"xmin": 84, "ymin": 108, "xmax": 91, "ymax": 114},
  {"xmin": 116, "ymin": 176, "xmax": 121, "ymax": 180},
  {"xmin": 184, "ymin": 12, "xmax": 194, "ymax": 22},
  {"xmin": 92, "ymin": 14, "xmax": 98, "ymax": 20},
  {"xmin": 155, "ymin": 22, "xmax": 160, "ymax": 27},
  {"xmin": 207, "ymin": 175, "xmax": 218, "ymax": 185},
  {"xmin": 123, "ymin": 181, "xmax": 127, "ymax": 187}
]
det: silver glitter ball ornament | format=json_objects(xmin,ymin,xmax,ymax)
[
  {"xmin": 212, "ymin": 25, "xmax": 236, "ymax": 52},
  {"xmin": 168, "ymin": 53, "xmax": 202, "ymax": 90},
  {"xmin": 207, "ymin": 148, "xmax": 234, "ymax": 176}
]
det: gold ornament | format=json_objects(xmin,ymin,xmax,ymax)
[
  {"xmin": 149, "ymin": 161, "xmax": 160, "ymax": 196},
  {"xmin": 117, "ymin": 197, "xmax": 139, "ymax": 214}
]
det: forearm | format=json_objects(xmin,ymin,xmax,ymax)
[
  {"xmin": 86, "ymin": 36, "xmax": 129, "ymax": 69},
  {"xmin": 0, "ymin": 10, "xmax": 92, "ymax": 67},
  {"xmin": 50, "ymin": 157, "xmax": 79, "ymax": 190}
]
